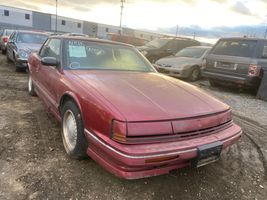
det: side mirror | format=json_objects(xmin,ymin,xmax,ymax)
[{"xmin": 41, "ymin": 57, "xmax": 58, "ymax": 67}]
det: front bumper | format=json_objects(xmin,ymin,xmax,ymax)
[
  {"xmin": 157, "ymin": 66, "xmax": 191, "ymax": 78},
  {"xmin": 15, "ymin": 58, "xmax": 28, "ymax": 69},
  {"xmin": 85, "ymin": 124, "xmax": 242, "ymax": 179},
  {"xmin": 202, "ymin": 71, "xmax": 261, "ymax": 88}
]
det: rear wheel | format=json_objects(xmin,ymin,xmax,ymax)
[{"xmin": 61, "ymin": 100, "xmax": 88, "ymax": 159}]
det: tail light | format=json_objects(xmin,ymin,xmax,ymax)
[
  {"xmin": 201, "ymin": 59, "xmax": 207, "ymax": 69},
  {"xmin": 2, "ymin": 37, "xmax": 8, "ymax": 43},
  {"xmin": 248, "ymin": 64, "xmax": 261, "ymax": 76},
  {"xmin": 111, "ymin": 120, "xmax": 127, "ymax": 143}
]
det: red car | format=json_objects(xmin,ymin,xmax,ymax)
[{"xmin": 28, "ymin": 35, "xmax": 242, "ymax": 179}]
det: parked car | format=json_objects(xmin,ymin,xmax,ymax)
[
  {"xmin": 155, "ymin": 46, "xmax": 211, "ymax": 81},
  {"xmin": 0, "ymin": 29, "xmax": 14, "ymax": 54},
  {"xmin": 202, "ymin": 37, "xmax": 267, "ymax": 90},
  {"xmin": 6, "ymin": 30, "xmax": 48, "ymax": 71},
  {"xmin": 106, "ymin": 33, "xmax": 148, "ymax": 46},
  {"xmin": 137, "ymin": 37, "xmax": 201, "ymax": 63},
  {"xmin": 27, "ymin": 35, "xmax": 242, "ymax": 179}
]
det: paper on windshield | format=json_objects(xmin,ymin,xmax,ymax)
[{"xmin": 69, "ymin": 45, "xmax": 87, "ymax": 57}]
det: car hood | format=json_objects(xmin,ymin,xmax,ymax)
[
  {"xmin": 156, "ymin": 56, "xmax": 200, "ymax": 68},
  {"xmin": 68, "ymin": 70, "xmax": 229, "ymax": 121},
  {"xmin": 17, "ymin": 43, "xmax": 42, "ymax": 52}
]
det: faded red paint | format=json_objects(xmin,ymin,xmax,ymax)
[{"xmin": 28, "ymin": 40, "xmax": 242, "ymax": 179}]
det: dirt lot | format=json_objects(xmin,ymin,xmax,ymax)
[{"xmin": 0, "ymin": 54, "xmax": 267, "ymax": 200}]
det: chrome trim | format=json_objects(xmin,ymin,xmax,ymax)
[
  {"xmin": 222, "ymin": 131, "xmax": 242, "ymax": 143},
  {"xmin": 84, "ymin": 129, "xmax": 196, "ymax": 159}
]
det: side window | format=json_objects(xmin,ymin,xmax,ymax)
[
  {"xmin": 39, "ymin": 39, "xmax": 61, "ymax": 59},
  {"xmin": 261, "ymin": 42, "xmax": 267, "ymax": 58}
]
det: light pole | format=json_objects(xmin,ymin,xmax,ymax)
[
  {"xmin": 119, "ymin": 0, "xmax": 125, "ymax": 34},
  {"xmin": 175, "ymin": 25, "xmax": 179, "ymax": 37},
  {"xmin": 55, "ymin": 0, "xmax": 58, "ymax": 33}
]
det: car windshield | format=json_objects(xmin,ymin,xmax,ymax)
[
  {"xmin": 64, "ymin": 40, "xmax": 154, "ymax": 72},
  {"xmin": 5, "ymin": 30, "xmax": 14, "ymax": 36},
  {"xmin": 16, "ymin": 33, "xmax": 48, "ymax": 44},
  {"xmin": 211, "ymin": 39, "xmax": 257, "ymax": 57},
  {"xmin": 145, "ymin": 38, "xmax": 170, "ymax": 48},
  {"xmin": 175, "ymin": 48, "xmax": 208, "ymax": 58}
]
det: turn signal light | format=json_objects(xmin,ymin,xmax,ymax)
[
  {"xmin": 145, "ymin": 155, "xmax": 179, "ymax": 163},
  {"xmin": 248, "ymin": 64, "xmax": 260, "ymax": 76},
  {"xmin": 111, "ymin": 120, "xmax": 127, "ymax": 143},
  {"xmin": 201, "ymin": 59, "xmax": 207, "ymax": 69}
]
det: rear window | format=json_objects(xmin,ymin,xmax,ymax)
[{"xmin": 211, "ymin": 39, "xmax": 257, "ymax": 58}]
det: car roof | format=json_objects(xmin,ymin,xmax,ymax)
[
  {"xmin": 14, "ymin": 30, "xmax": 49, "ymax": 35},
  {"xmin": 219, "ymin": 37, "xmax": 267, "ymax": 42},
  {"xmin": 49, "ymin": 35, "xmax": 134, "ymax": 47},
  {"xmin": 184, "ymin": 46, "xmax": 212, "ymax": 49}
]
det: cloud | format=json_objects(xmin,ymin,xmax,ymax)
[{"xmin": 231, "ymin": 1, "xmax": 251, "ymax": 15}]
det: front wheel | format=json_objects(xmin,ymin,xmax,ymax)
[
  {"xmin": 189, "ymin": 67, "xmax": 201, "ymax": 82},
  {"xmin": 61, "ymin": 100, "xmax": 88, "ymax": 159}
]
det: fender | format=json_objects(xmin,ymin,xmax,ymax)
[{"xmin": 59, "ymin": 91, "xmax": 83, "ymax": 117}]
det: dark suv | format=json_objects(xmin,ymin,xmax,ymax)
[
  {"xmin": 202, "ymin": 37, "xmax": 267, "ymax": 90},
  {"xmin": 137, "ymin": 37, "xmax": 201, "ymax": 63}
]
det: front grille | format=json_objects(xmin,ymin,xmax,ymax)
[{"xmin": 126, "ymin": 120, "xmax": 233, "ymax": 144}]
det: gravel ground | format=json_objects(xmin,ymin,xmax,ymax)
[
  {"xmin": 0, "ymin": 54, "xmax": 267, "ymax": 200},
  {"xmin": 194, "ymin": 80, "xmax": 267, "ymax": 127}
]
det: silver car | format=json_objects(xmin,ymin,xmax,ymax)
[
  {"xmin": 0, "ymin": 29, "xmax": 14, "ymax": 54},
  {"xmin": 156, "ymin": 46, "xmax": 211, "ymax": 81},
  {"xmin": 6, "ymin": 30, "xmax": 48, "ymax": 71}
]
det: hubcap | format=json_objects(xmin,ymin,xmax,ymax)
[
  {"xmin": 28, "ymin": 76, "xmax": 32, "ymax": 92},
  {"xmin": 63, "ymin": 110, "xmax": 77, "ymax": 151},
  {"xmin": 192, "ymin": 69, "xmax": 199, "ymax": 81}
]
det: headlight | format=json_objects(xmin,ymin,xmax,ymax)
[
  {"xmin": 18, "ymin": 49, "xmax": 31, "ymax": 59},
  {"xmin": 141, "ymin": 50, "xmax": 148, "ymax": 56}
]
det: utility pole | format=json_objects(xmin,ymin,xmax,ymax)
[
  {"xmin": 175, "ymin": 25, "xmax": 179, "ymax": 37},
  {"xmin": 120, "ymin": 0, "xmax": 125, "ymax": 34},
  {"xmin": 55, "ymin": 0, "xmax": 58, "ymax": 33},
  {"xmin": 264, "ymin": 27, "xmax": 267, "ymax": 39}
]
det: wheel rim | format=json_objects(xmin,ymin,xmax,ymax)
[
  {"xmin": 28, "ymin": 76, "xmax": 32, "ymax": 92},
  {"xmin": 191, "ymin": 69, "xmax": 200, "ymax": 81},
  {"xmin": 63, "ymin": 109, "xmax": 77, "ymax": 151}
]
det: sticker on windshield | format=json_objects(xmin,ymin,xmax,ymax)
[{"xmin": 69, "ymin": 45, "xmax": 87, "ymax": 57}]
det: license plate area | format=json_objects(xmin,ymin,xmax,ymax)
[{"xmin": 192, "ymin": 141, "xmax": 223, "ymax": 168}]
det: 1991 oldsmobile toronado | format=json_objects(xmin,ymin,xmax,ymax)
[{"xmin": 27, "ymin": 35, "xmax": 242, "ymax": 179}]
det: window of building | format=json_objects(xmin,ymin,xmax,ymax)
[
  {"xmin": 25, "ymin": 14, "xmax": 30, "ymax": 20},
  {"xmin": 77, "ymin": 23, "xmax": 81, "ymax": 28},
  {"xmin": 4, "ymin": 10, "xmax": 9, "ymax": 16},
  {"xmin": 105, "ymin": 28, "xmax": 109, "ymax": 33},
  {"xmin": 61, "ymin": 20, "xmax": 66, "ymax": 25}
]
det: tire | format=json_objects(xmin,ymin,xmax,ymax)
[
  {"xmin": 61, "ymin": 100, "xmax": 88, "ymax": 159},
  {"xmin": 1, "ymin": 48, "xmax": 6, "ymax": 55},
  {"xmin": 6, "ymin": 53, "xmax": 11, "ymax": 62},
  {"xmin": 189, "ymin": 67, "xmax": 201, "ymax": 82},
  {"xmin": 209, "ymin": 79, "xmax": 220, "ymax": 87},
  {"xmin": 28, "ymin": 75, "xmax": 37, "ymax": 96}
]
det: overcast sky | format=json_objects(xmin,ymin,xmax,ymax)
[{"xmin": 1, "ymin": 0, "xmax": 267, "ymax": 30}]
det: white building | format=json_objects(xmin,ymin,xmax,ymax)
[
  {"xmin": 0, "ymin": 5, "xmax": 32, "ymax": 28},
  {"xmin": 51, "ymin": 15, "xmax": 83, "ymax": 33}
]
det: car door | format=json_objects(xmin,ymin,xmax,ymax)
[{"xmin": 35, "ymin": 38, "xmax": 61, "ymax": 111}]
